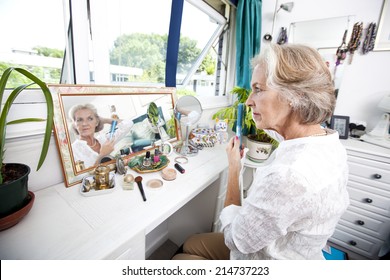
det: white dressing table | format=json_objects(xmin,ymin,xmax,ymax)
[
  {"xmin": 329, "ymin": 139, "xmax": 390, "ymax": 259},
  {"xmin": 0, "ymin": 145, "xmax": 228, "ymax": 259}
]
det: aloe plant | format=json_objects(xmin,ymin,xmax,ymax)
[{"xmin": 0, "ymin": 67, "xmax": 54, "ymax": 184}]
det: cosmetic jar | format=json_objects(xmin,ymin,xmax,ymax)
[
  {"xmin": 123, "ymin": 174, "xmax": 134, "ymax": 190},
  {"xmin": 146, "ymin": 179, "xmax": 164, "ymax": 189},
  {"xmin": 161, "ymin": 168, "xmax": 177, "ymax": 181}
]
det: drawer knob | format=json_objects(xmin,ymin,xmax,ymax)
[
  {"xmin": 357, "ymin": 220, "xmax": 365, "ymax": 226},
  {"xmin": 373, "ymin": 174, "xmax": 382, "ymax": 179},
  {"xmin": 349, "ymin": 240, "xmax": 357, "ymax": 246},
  {"xmin": 365, "ymin": 198, "xmax": 373, "ymax": 203}
]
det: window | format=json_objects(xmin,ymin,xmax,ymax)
[
  {"xmin": 178, "ymin": 0, "xmax": 228, "ymax": 97},
  {"xmin": 68, "ymin": 0, "xmax": 230, "ymax": 98},
  {"xmin": 0, "ymin": 0, "xmax": 65, "ymax": 87},
  {"xmin": 1, "ymin": 0, "xmax": 234, "ymax": 140},
  {"xmin": 94, "ymin": 0, "xmax": 172, "ymax": 85},
  {"xmin": 1, "ymin": 0, "xmax": 232, "ymax": 102}
]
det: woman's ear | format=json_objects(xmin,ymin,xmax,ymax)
[
  {"xmin": 95, "ymin": 120, "xmax": 100, "ymax": 131},
  {"xmin": 95, "ymin": 116, "xmax": 104, "ymax": 132}
]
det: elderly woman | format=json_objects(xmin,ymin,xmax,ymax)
[
  {"xmin": 69, "ymin": 104, "xmax": 133, "ymax": 169},
  {"xmin": 173, "ymin": 44, "xmax": 349, "ymax": 260}
]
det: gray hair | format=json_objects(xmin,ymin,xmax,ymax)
[
  {"xmin": 251, "ymin": 44, "xmax": 335, "ymax": 124},
  {"xmin": 69, "ymin": 103, "xmax": 104, "ymax": 134}
]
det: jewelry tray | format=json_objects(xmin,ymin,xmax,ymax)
[{"xmin": 128, "ymin": 155, "xmax": 169, "ymax": 173}]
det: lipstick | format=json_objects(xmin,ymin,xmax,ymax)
[{"xmin": 174, "ymin": 163, "xmax": 185, "ymax": 174}]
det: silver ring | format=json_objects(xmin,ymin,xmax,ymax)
[{"xmin": 174, "ymin": 156, "xmax": 188, "ymax": 164}]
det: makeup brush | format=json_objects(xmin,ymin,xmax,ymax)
[{"xmin": 135, "ymin": 176, "xmax": 147, "ymax": 201}]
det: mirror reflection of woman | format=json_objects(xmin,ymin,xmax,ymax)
[{"xmin": 69, "ymin": 104, "xmax": 133, "ymax": 169}]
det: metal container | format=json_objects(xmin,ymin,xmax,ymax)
[{"xmin": 94, "ymin": 165, "xmax": 110, "ymax": 190}]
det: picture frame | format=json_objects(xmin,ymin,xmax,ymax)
[
  {"xmin": 49, "ymin": 84, "xmax": 178, "ymax": 187},
  {"xmin": 330, "ymin": 115, "xmax": 350, "ymax": 139},
  {"xmin": 374, "ymin": 0, "xmax": 390, "ymax": 51}
]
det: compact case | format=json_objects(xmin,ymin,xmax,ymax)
[{"xmin": 161, "ymin": 168, "xmax": 177, "ymax": 181}]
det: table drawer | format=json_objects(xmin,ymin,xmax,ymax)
[
  {"xmin": 347, "ymin": 183, "xmax": 390, "ymax": 216},
  {"xmin": 339, "ymin": 205, "xmax": 390, "ymax": 240},
  {"xmin": 330, "ymin": 225, "xmax": 383, "ymax": 259},
  {"xmin": 348, "ymin": 187, "xmax": 390, "ymax": 216},
  {"xmin": 348, "ymin": 156, "xmax": 390, "ymax": 185},
  {"xmin": 348, "ymin": 174, "xmax": 389, "ymax": 193}
]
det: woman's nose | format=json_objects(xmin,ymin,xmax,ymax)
[{"xmin": 246, "ymin": 94, "xmax": 254, "ymax": 107}]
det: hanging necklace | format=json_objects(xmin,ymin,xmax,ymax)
[
  {"xmin": 336, "ymin": 30, "xmax": 348, "ymax": 66},
  {"xmin": 347, "ymin": 22, "xmax": 363, "ymax": 64},
  {"xmin": 362, "ymin": 22, "xmax": 377, "ymax": 54}
]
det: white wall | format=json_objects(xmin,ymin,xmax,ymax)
[
  {"xmin": 4, "ymin": 135, "xmax": 63, "ymax": 191},
  {"xmin": 262, "ymin": 0, "xmax": 390, "ymax": 130}
]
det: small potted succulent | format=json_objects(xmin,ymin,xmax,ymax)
[
  {"xmin": 0, "ymin": 67, "xmax": 54, "ymax": 228},
  {"xmin": 212, "ymin": 86, "xmax": 278, "ymax": 161}
]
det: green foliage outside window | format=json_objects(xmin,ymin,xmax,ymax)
[
  {"xmin": 110, "ymin": 33, "xmax": 216, "ymax": 83},
  {"xmin": 0, "ymin": 46, "xmax": 63, "ymax": 88},
  {"xmin": 1, "ymin": 33, "xmax": 215, "ymax": 87}
]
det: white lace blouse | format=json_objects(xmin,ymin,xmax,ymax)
[
  {"xmin": 220, "ymin": 129, "xmax": 350, "ymax": 260},
  {"xmin": 71, "ymin": 119, "xmax": 133, "ymax": 168}
]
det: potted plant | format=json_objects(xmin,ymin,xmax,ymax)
[
  {"xmin": 0, "ymin": 67, "xmax": 54, "ymax": 227},
  {"xmin": 212, "ymin": 86, "xmax": 278, "ymax": 161}
]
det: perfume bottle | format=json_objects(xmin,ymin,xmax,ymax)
[
  {"xmin": 153, "ymin": 154, "xmax": 160, "ymax": 164},
  {"xmin": 75, "ymin": 160, "xmax": 85, "ymax": 172},
  {"xmin": 110, "ymin": 105, "xmax": 119, "ymax": 119},
  {"xmin": 143, "ymin": 151, "xmax": 151, "ymax": 167}
]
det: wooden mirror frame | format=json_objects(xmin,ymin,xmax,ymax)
[{"xmin": 49, "ymin": 84, "xmax": 178, "ymax": 187}]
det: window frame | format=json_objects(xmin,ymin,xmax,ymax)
[{"xmin": 178, "ymin": 0, "xmax": 227, "ymax": 88}]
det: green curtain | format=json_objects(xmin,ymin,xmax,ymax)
[{"xmin": 236, "ymin": 0, "xmax": 262, "ymax": 90}]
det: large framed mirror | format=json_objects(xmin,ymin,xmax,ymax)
[
  {"xmin": 49, "ymin": 85, "xmax": 178, "ymax": 187},
  {"xmin": 289, "ymin": 16, "xmax": 355, "ymax": 49},
  {"xmin": 289, "ymin": 16, "xmax": 355, "ymax": 103}
]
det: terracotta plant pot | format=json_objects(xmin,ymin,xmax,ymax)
[
  {"xmin": 0, "ymin": 163, "xmax": 31, "ymax": 218},
  {"xmin": 0, "ymin": 191, "xmax": 35, "ymax": 231}
]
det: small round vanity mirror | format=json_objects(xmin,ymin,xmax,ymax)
[{"xmin": 174, "ymin": 95, "xmax": 202, "ymax": 156}]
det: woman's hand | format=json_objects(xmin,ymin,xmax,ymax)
[{"xmin": 226, "ymin": 136, "xmax": 244, "ymax": 172}]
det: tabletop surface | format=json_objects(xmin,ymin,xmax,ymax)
[{"xmin": 0, "ymin": 144, "xmax": 228, "ymax": 259}]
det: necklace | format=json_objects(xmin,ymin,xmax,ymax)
[
  {"xmin": 88, "ymin": 139, "xmax": 97, "ymax": 148},
  {"xmin": 309, "ymin": 131, "xmax": 327, "ymax": 137}
]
